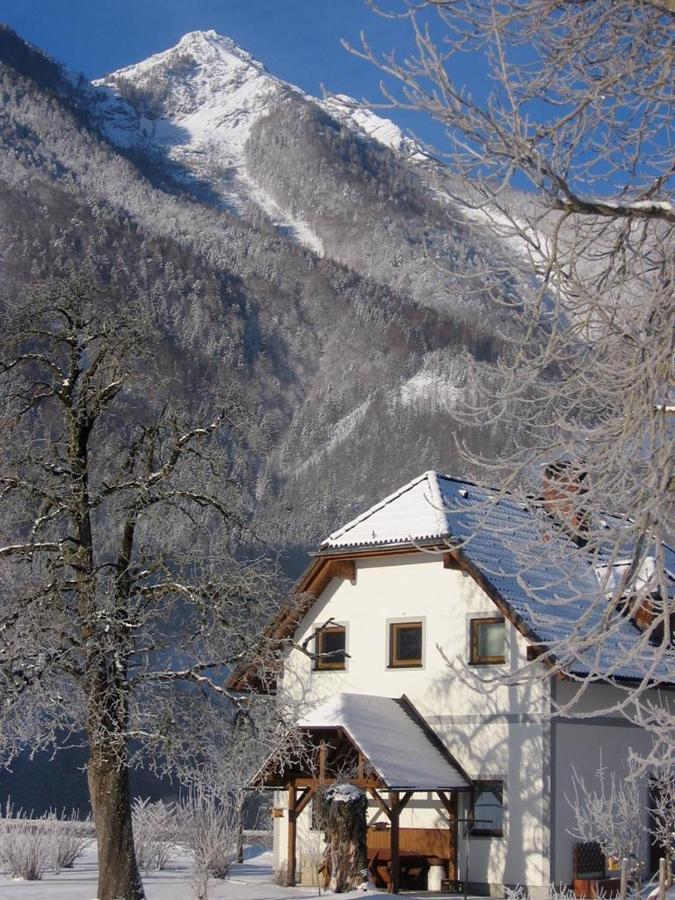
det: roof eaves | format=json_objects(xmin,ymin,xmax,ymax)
[{"xmin": 309, "ymin": 537, "xmax": 453, "ymax": 557}]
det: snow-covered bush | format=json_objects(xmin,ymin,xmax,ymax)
[
  {"xmin": 49, "ymin": 809, "xmax": 92, "ymax": 869},
  {"xmin": 0, "ymin": 802, "xmax": 54, "ymax": 881},
  {"xmin": 567, "ymin": 756, "xmax": 645, "ymax": 882},
  {"xmin": 132, "ymin": 797, "xmax": 176, "ymax": 872},
  {"xmin": 176, "ymin": 789, "xmax": 241, "ymax": 897},
  {"xmin": 506, "ymin": 885, "xmax": 577, "ymax": 900},
  {"xmin": 650, "ymin": 764, "xmax": 675, "ymax": 886}
]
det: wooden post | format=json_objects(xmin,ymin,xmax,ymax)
[
  {"xmin": 390, "ymin": 790, "xmax": 400, "ymax": 895},
  {"xmin": 659, "ymin": 858, "xmax": 667, "ymax": 900},
  {"xmin": 319, "ymin": 740, "xmax": 327, "ymax": 783},
  {"xmin": 620, "ymin": 857, "xmax": 628, "ymax": 900},
  {"xmin": 437, "ymin": 790, "xmax": 459, "ymax": 880},
  {"xmin": 287, "ymin": 779, "xmax": 297, "ymax": 887}
]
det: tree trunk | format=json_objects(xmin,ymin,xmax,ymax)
[
  {"xmin": 88, "ymin": 743, "xmax": 144, "ymax": 900},
  {"xmin": 321, "ymin": 784, "xmax": 367, "ymax": 893}
]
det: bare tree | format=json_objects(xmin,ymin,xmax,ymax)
[
  {"xmin": 349, "ymin": 0, "xmax": 674, "ymax": 748},
  {"xmin": 0, "ymin": 275, "xmax": 289, "ymax": 900}
]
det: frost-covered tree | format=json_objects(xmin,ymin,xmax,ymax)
[
  {"xmin": 352, "ymin": 0, "xmax": 674, "ymax": 752},
  {"xmin": 568, "ymin": 757, "xmax": 645, "ymax": 884},
  {"xmin": 650, "ymin": 763, "xmax": 675, "ymax": 885},
  {"xmin": 0, "ymin": 275, "xmax": 288, "ymax": 900}
]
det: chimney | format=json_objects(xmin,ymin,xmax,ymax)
[
  {"xmin": 542, "ymin": 460, "xmax": 589, "ymax": 544},
  {"xmin": 634, "ymin": 599, "xmax": 655, "ymax": 632}
]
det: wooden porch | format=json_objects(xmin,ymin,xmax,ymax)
[
  {"xmin": 286, "ymin": 774, "xmax": 461, "ymax": 893},
  {"xmin": 256, "ymin": 694, "xmax": 472, "ymax": 894}
]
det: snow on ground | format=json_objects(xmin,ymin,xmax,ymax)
[
  {"xmin": 399, "ymin": 370, "xmax": 460, "ymax": 409},
  {"xmin": 432, "ymin": 190, "xmax": 550, "ymax": 270},
  {"xmin": 0, "ymin": 841, "xmax": 469, "ymax": 898}
]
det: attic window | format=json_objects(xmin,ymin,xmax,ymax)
[
  {"xmin": 315, "ymin": 625, "xmax": 346, "ymax": 671},
  {"xmin": 389, "ymin": 621, "xmax": 423, "ymax": 668},
  {"xmin": 470, "ymin": 617, "xmax": 506, "ymax": 665}
]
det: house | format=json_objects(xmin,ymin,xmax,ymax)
[{"xmin": 233, "ymin": 470, "xmax": 674, "ymax": 896}]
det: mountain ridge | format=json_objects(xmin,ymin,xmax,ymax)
[
  {"xmin": 0, "ymin": 23, "xmax": 519, "ymax": 564},
  {"xmin": 93, "ymin": 30, "xmax": 429, "ymax": 255}
]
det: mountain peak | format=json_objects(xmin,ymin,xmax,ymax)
[
  {"xmin": 170, "ymin": 30, "xmax": 265, "ymax": 71},
  {"xmin": 102, "ymin": 30, "xmax": 268, "ymax": 88}
]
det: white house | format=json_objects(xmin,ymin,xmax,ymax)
[{"xmin": 233, "ymin": 471, "xmax": 674, "ymax": 896}]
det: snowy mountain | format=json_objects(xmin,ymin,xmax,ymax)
[
  {"xmin": 94, "ymin": 31, "xmax": 322, "ymax": 249},
  {"xmin": 92, "ymin": 32, "xmax": 424, "ymax": 255},
  {"xmin": 0, "ymin": 23, "xmax": 524, "ymax": 560},
  {"xmin": 93, "ymin": 31, "xmax": 521, "ymax": 319}
]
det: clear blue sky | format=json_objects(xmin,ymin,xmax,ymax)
[{"xmin": 1, "ymin": 0, "xmax": 452, "ymax": 148}]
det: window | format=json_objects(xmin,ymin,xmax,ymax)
[
  {"xmin": 315, "ymin": 624, "xmax": 346, "ymax": 670},
  {"xmin": 470, "ymin": 617, "xmax": 505, "ymax": 665},
  {"xmin": 471, "ymin": 781, "xmax": 504, "ymax": 836},
  {"xmin": 389, "ymin": 621, "xmax": 423, "ymax": 668}
]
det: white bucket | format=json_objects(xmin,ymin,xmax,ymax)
[{"xmin": 428, "ymin": 864, "xmax": 446, "ymax": 891}]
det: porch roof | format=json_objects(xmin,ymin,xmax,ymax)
[{"xmin": 299, "ymin": 692, "xmax": 471, "ymax": 792}]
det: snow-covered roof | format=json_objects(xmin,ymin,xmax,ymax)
[
  {"xmin": 323, "ymin": 471, "xmax": 449, "ymax": 549},
  {"xmin": 321, "ymin": 471, "xmax": 675, "ymax": 685},
  {"xmin": 299, "ymin": 693, "xmax": 470, "ymax": 791}
]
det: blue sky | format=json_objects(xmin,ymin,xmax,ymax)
[{"xmin": 1, "ymin": 0, "xmax": 451, "ymax": 148}]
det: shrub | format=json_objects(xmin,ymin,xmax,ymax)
[
  {"xmin": 49, "ymin": 809, "xmax": 92, "ymax": 869},
  {"xmin": 131, "ymin": 797, "xmax": 176, "ymax": 872},
  {"xmin": 0, "ymin": 801, "xmax": 54, "ymax": 881},
  {"xmin": 176, "ymin": 789, "xmax": 241, "ymax": 898}
]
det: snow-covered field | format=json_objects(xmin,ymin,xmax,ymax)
[{"xmin": 0, "ymin": 843, "xmax": 433, "ymax": 899}]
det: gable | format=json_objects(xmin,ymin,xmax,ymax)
[
  {"xmin": 323, "ymin": 471, "xmax": 448, "ymax": 549},
  {"xmin": 228, "ymin": 471, "xmax": 675, "ymax": 692}
]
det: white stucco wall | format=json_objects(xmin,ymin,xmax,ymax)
[{"xmin": 277, "ymin": 552, "xmax": 553, "ymax": 890}]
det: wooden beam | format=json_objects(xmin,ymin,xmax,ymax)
[
  {"xmin": 369, "ymin": 787, "xmax": 392, "ymax": 820},
  {"xmin": 328, "ymin": 558, "xmax": 356, "ymax": 582},
  {"xmin": 399, "ymin": 791, "xmax": 414, "ymax": 812},
  {"xmin": 287, "ymin": 780, "xmax": 297, "ymax": 886},
  {"xmin": 390, "ymin": 791, "xmax": 400, "ymax": 895},
  {"xmin": 443, "ymin": 551, "xmax": 461, "ymax": 569},
  {"xmin": 436, "ymin": 790, "xmax": 455, "ymax": 818},
  {"xmin": 296, "ymin": 776, "xmax": 382, "ymax": 790},
  {"xmin": 437, "ymin": 791, "xmax": 459, "ymax": 881},
  {"xmin": 295, "ymin": 785, "xmax": 316, "ymax": 817}
]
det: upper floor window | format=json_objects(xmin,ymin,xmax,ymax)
[
  {"xmin": 389, "ymin": 621, "xmax": 423, "ymax": 668},
  {"xmin": 315, "ymin": 624, "xmax": 346, "ymax": 670},
  {"xmin": 471, "ymin": 780, "xmax": 504, "ymax": 836},
  {"xmin": 470, "ymin": 617, "xmax": 505, "ymax": 665}
]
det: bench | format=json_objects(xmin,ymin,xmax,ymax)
[{"xmin": 573, "ymin": 841, "xmax": 621, "ymax": 898}]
